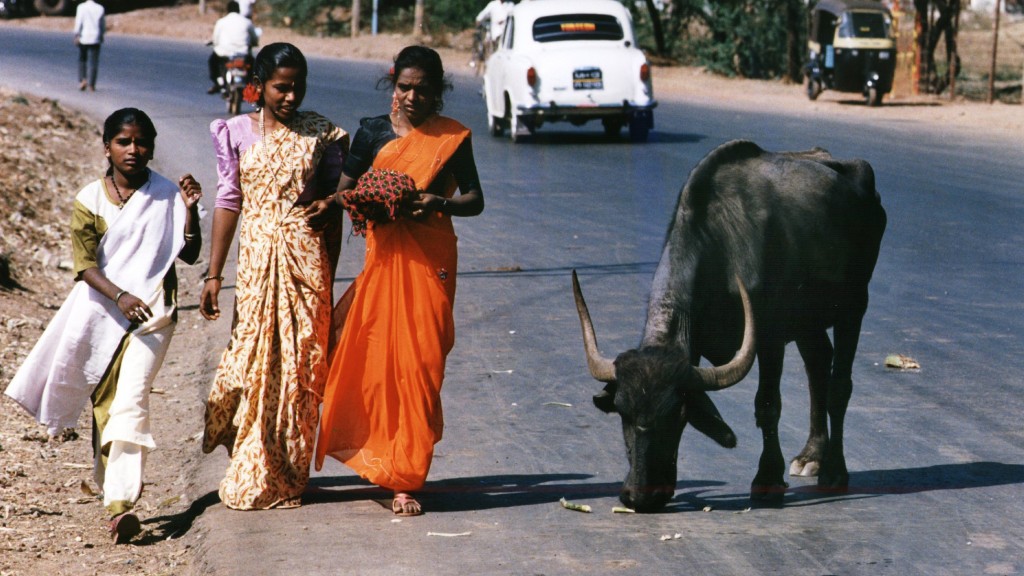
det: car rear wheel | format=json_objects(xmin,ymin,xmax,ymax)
[
  {"xmin": 628, "ymin": 115, "xmax": 650, "ymax": 143},
  {"xmin": 33, "ymin": 0, "xmax": 70, "ymax": 16},
  {"xmin": 602, "ymin": 118, "xmax": 623, "ymax": 138},
  {"xmin": 509, "ymin": 113, "xmax": 521, "ymax": 143},
  {"xmin": 488, "ymin": 113, "xmax": 504, "ymax": 137}
]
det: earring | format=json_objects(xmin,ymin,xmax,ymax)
[{"xmin": 390, "ymin": 93, "xmax": 400, "ymax": 115}]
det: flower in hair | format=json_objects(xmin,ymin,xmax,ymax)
[{"xmin": 242, "ymin": 83, "xmax": 260, "ymax": 104}]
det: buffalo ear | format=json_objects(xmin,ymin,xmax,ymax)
[
  {"xmin": 684, "ymin": 390, "xmax": 737, "ymax": 448},
  {"xmin": 592, "ymin": 382, "xmax": 619, "ymax": 413}
]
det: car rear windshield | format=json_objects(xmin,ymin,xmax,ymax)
[{"xmin": 532, "ymin": 14, "xmax": 624, "ymax": 42}]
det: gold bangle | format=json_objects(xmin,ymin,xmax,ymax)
[
  {"xmin": 204, "ymin": 275, "xmax": 224, "ymax": 283},
  {"xmin": 184, "ymin": 232, "xmax": 198, "ymax": 240}
]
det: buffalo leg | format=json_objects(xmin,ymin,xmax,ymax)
[
  {"xmin": 819, "ymin": 308, "xmax": 864, "ymax": 489},
  {"xmin": 790, "ymin": 330, "xmax": 833, "ymax": 477},
  {"xmin": 751, "ymin": 340, "xmax": 787, "ymax": 503}
]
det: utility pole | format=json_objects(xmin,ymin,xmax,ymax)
[
  {"xmin": 988, "ymin": 0, "xmax": 1002, "ymax": 103},
  {"xmin": 352, "ymin": 0, "xmax": 360, "ymax": 38}
]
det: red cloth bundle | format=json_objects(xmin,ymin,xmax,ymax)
[{"xmin": 342, "ymin": 168, "xmax": 417, "ymax": 236}]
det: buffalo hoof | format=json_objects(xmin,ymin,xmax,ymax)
[
  {"xmin": 750, "ymin": 481, "xmax": 788, "ymax": 506},
  {"xmin": 789, "ymin": 458, "xmax": 821, "ymax": 477}
]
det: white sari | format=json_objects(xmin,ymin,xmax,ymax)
[{"xmin": 5, "ymin": 172, "xmax": 186, "ymax": 436}]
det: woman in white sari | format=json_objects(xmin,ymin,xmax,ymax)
[{"xmin": 5, "ymin": 108, "xmax": 203, "ymax": 544}]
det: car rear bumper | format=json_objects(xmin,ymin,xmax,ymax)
[{"xmin": 515, "ymin": 100, "xmax": 657, "ymax": 119}]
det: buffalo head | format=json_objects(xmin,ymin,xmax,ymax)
[{"xmin": 572, "ymin": 271, "xmax": 755, "ymax": 512}]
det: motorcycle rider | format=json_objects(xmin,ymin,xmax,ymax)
[{"xmin": 207, "ymin": 1, "xmax": 259, "ymax": 95}]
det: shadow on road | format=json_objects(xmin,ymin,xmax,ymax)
[
  {"xmin": 461, "ymin": 261, "xmax": 659, "ymax": 280},
  {"xmin": 691, "ymin": 461, "xmax": 1024, "ymax": 512},
  {"xmin": 136, "ymin": 490, "xmax": 221, "ymax": 545},
  {"xmin": 507, "ymin": 130, "xmax": 707, "ymax": 146},
  {"xmin": 305, "ymin": 473, "xmax": 626, "ymax": 512}
]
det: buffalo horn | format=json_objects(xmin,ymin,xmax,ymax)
[
  {"xmin": 571, "ymin": 270, "xmax": 617, "ymax": 383},
  {"xmin": 692, "ymin": 275, "xmax": 756, "ymax": 390}
]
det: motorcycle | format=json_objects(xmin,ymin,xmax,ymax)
[{"xmin": 218, "ymin": 53, "xmax": 252, "ymax": 116}]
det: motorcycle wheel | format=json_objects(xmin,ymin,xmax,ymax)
[
  {"xmin": 807, "ymin": 77, "xmax": 822, "ymax": 101},
  {"xmin": 228, "ymin": 88, "xmax": 242, "ymax": 116}
]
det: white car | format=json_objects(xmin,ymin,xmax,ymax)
[{"xmin": 482, "ymin": 0, "xmax": 657, "ymax": 142}]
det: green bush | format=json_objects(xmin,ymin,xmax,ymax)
[
  {"xmin": 628, "ymin": 0, "xmax": 806, "ymax": 80},
  {"xmin": 266, "ymin": 0, "xmax": 483, "ymax": 35}
]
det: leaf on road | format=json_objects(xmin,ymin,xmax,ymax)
[
  {"xmin": 884, "ymin": 354, "xmax": 920, "ymax": 370},
  {"xmin": 560, "ymin": 497, "xmax": 591, "ymax": 513}
]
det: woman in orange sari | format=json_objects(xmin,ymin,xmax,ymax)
[{"xmin": 308, "ymin": 46, "xmax": 484, "ymax": 516}]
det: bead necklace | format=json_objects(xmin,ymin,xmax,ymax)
[{"xmin": 111, "ymin": 170, "xmax": 149, "ymax": 208}]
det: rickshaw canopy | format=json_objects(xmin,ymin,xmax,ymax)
[{"xmin": 812, "ymin": 0, "xmax": 892, "ymax": 18}]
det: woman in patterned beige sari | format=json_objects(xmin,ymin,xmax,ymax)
[{"xmin": 199, "ymin": 43, "xmax": 348, "ymax": 510}]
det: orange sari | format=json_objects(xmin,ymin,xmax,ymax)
[{"xmin": 315, "ymin": 116, "xmax": 469, "ymax": 492}]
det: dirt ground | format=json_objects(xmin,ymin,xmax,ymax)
[{"xmin": 0, "ymin": 5, "xmax": 1022, "ymax": 576}]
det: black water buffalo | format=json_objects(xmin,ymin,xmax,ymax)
[{"xmin": 573, "ymin": 139, "xmax": 886, "ymax": 512}]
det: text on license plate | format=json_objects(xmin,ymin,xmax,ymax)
[{"xmin": 573, "ymin": 68, "xmax": 603, "ymax": 90}]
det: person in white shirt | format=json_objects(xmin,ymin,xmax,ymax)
[
  {"xmin": 74, "ymin": 0, "xmax": 105, "ymax": 91},
  {"xmin": 475, "ymin": 0, "xmax": 513, "ymax": 44},
  {"xmin": 207, "ymin": 1, "xmax": 259, "ymax": 95}
]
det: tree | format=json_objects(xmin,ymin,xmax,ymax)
[
  {"xmin": 632, "ymin": 0, "xmax": 806, "ymax": 81},
  {"xmin": 414, "ymin": 0, "xmax": 424, "ymax": 37}
]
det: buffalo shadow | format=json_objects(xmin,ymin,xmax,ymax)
[{"xmin": 676, "ymin": 461, "xmax": 1024, "ymax": 512}]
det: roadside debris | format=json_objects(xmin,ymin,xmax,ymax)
[
  {"xmin": 612, "ymin": 506, "xmax": 635, "ymax": 514},
  {"xmin": 884, "ymin": 354, "xmax": 920, "ymax": 370},
  {"xmin": 559, "ymin": 498, "xmax": 592, "ymax": 513},
  {"xmin": 427, "ymin": 531, "xmax": 472, "ymax": 537}
]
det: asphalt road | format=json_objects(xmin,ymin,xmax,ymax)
[{"xmin": 2, "ymin": 28, "xmax": 1023, "ymax": 576}]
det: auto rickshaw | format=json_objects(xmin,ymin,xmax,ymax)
[{"xmin": 805, "ymin": 0, "xmax": 896, "ymax": 106}]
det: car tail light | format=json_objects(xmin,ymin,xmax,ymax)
[
  {"xmin": 527, "ymin": 67, "xmax": 537, "ymax": 88},
  {"xmin": 640, "ymin": 62, "xmax": 651, "ymax": 83}
]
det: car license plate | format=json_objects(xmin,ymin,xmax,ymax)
[{"xmin": 573, "ymin": 68, "xmax": 603, "ymax": 90}]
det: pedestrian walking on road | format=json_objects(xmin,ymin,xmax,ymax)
[
  {"xmin": 200, "ymin": 42, "xmax": 349, "ymax": 510},
  {"xmin": 309, "ymin": 45, "xmax": 484, "ymax": 517},
  {"xmin": 5, "ymin": 107, "xmax": 204, "ymax": 544},
  {"xmin": 74, "ymin": 0, "xmax": 105, "ymax": 91}
]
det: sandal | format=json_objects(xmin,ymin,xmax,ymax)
[
  {"xmin": 392, "ymin": 493, "xmax": 423, "ymax": 517},
  {"xmin": 110, "ymin": 512, "xmax": 141, "ymax": 544}
]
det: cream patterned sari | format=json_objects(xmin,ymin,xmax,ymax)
[{"xmin": 203, "ymin": 111, "xmax": 347, "ymax": 510}]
